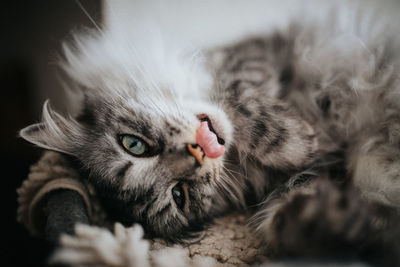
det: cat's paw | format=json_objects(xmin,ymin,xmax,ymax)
[
  {"xmin": 50, "ymin": 223, "xmax": 150, "ymax": 267},
  {"xmin": 261, "ymin": 180, "xmax": 371, "ymax": 259}
]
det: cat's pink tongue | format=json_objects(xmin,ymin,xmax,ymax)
[{"xmin": 196, "ymin": 121, "xmax": 225, "ymax": 158}]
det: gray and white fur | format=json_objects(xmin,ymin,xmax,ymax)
[{"xmin": 20, "ymin": 3, "xmax": 400, "ymax": 265}]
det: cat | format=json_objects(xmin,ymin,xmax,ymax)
[{"xmin": 20, "ymin": 3, "xmax": 400, "ymax": 266}]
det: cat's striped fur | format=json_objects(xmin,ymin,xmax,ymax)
[{"xmin": 20, "ymin": 4, "xmax": 400, "ymax": 265}]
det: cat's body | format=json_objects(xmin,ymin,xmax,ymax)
[
  {"xmin": 20, "ymin": 4, "xmax": 400, "ymax": 266},
  {"xmin": 206, "ymin": 22, "xmax": 400, "ymax": 264}
]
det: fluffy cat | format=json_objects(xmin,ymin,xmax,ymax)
[{"xmin": 20, "ymin": 3, "xmax": 400, "ymax": 265}]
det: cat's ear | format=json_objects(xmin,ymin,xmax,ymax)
[
  {"xmin": 19, "ymin": 100, "xmax": 83, "ymax": 156},
  {"xmin": 19, "ymin": 123, "xmax": 71, "ymax": 155}
]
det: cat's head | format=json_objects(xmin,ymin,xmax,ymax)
[{"xmin": 20, "ymin": 29, "xmax": 240, "ymax": 240}]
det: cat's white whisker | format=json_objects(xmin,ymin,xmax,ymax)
[{"xmin": 75, "ymin": 0, "xmax": 102, "ymax": 33}]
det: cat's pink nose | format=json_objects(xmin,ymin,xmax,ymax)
[
  {"xmin": 187, "ymin": 144, "xmax": 204, "ymax": 165},
  {"xmin": 196, "ymin": 121, "xmax": 225, "ymax": 159}
]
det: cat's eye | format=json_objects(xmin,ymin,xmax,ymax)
[
  {"xmin": 120, "ymin": 135, "xmax": 148, "ymax": 156},
  {"xmin": 172, "ymin": 183, "xmax": 186, "ymax": 211}
]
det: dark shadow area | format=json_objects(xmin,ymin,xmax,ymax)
[{"xmin": 1, "ymin": 1, "xmax": 101, "ymax": 266}]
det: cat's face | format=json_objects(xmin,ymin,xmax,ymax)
[
  {"xmin": 76, "ymin": 92, "xmax": 234, "ymax": 239},
  {"xmin": 20, "ymin": 28, "xmax": 238, "ymax": 239}
]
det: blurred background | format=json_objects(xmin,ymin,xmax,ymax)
[{"xmin": 3, "ymin": 0, "xmax": 400, "ymax": 266}]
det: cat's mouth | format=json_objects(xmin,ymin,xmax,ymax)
[
  {"xmin": 187, "ymin": 114, "xmax": 226, "ymax": 164},
  {"xmin": 197, "ymin": 114, "xmax": 225, "ymax": 145}
]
